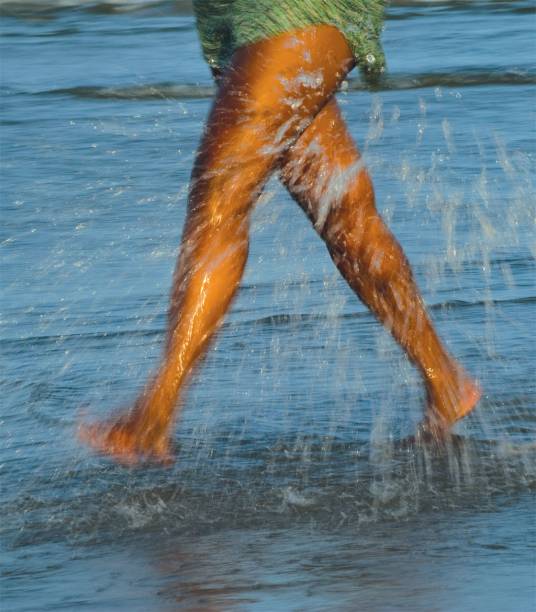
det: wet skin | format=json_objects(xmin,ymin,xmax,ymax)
[{"xmin": 79, "ymin": 25, "xmax": 480, "ymax": 464}]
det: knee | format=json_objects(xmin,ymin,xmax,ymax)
[
  {"xmin": 325, "ymin": 175, "xmax": 405, "ymax": 275},
  {"xmin": 188, "ymin": 194, "xmax": 252, "ymax": 243},
  {"xmin": 322, "ymin": 168, "xmax": 377, "ymax": 247},
  {"xmin": 190, "ymin": 148, "xmax": 269, "ymax": 231}
]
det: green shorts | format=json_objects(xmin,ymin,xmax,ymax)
[{"xmin": 192, "ymin": 0, "xmax": 386, "ymax": 84}]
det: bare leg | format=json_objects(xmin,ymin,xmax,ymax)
[
  {"xmin": 79, "ymin": 25, "xmax": 355, "ymax": 464},
  {"xmin": 280, "ymin": 99, "xmax": 480, "ymax": 434}
]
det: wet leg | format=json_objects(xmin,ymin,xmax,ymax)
[
  {"xmin": 280, "ymin": 99, "xmax": 480, "ymax": 434},
  {"xmin": 79, "ymin": 25, "xmax": 355, "ymax": 463}
]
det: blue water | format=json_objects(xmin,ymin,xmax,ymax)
[{"xmin": 1, "ymin": 1, "xmax": 535, "ymax": 610}]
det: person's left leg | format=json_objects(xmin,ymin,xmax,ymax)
[
  {"xmin": 79, "ymin": 25, "xmax": 356, "ymax": 464},
  {"xmin": 280, "ymin": 98, "xmax": 480, "ymax": 433}
]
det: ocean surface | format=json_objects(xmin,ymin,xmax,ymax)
[{"xmin": 1, "ymin": 1, "xmax": 535, "ymax": 610}]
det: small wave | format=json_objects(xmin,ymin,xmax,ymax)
[
  {"xmin": 0, "ymin": 0, "xmax": 193, "ymax": 19},
  {"xmin": 394, "ymin": 0, "xmax": 535, "ymax": 15},
  {"xmin": 429, "ymin": 295, "xmax": 536, "ymax": 311},
  {"xmin": 0, "ymin": 326, "xmax": 163, "ymax": 349},
  {"xmin": 243, "ymin": 296, "xmax": 535, "ymax": 329},
  {"xmin": 360, "ymin": 70, "xmax": 536, "ymax": 92},
  {"xmin": 35, "ymin": 71, "xmax": 535, "ymax": 102},
  {"xmin": 46, "ymin": 83, "xmax": 216, "ymax": 100},
  {"xmin": 1, "ymin": 294, "xmax": 532, "ymax": 349},
  {"xmin": 2, "ymin": 0, "xmax": 532, "ymax": 20}
]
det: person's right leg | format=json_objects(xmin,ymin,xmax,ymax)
[{"xmin": 280, "ymin": 98, "xmax": 480, "ymax": 434}]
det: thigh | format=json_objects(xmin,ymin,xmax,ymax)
[
  {"xmin": 187, "ymin": 25, "xmax": 356, "ymax": 233},
  {"xmin": 279, "ymin": 97, "xmax": 375, "ymax": 234},
  {"xmin": 193, "ymin": 25, "xmax": 355, "ymax": 176}
]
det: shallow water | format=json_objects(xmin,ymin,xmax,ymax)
[{"xmin": 1, "ymin": 1, "xmax": 535, "ymax": 610}]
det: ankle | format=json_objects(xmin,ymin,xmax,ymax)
[{"xmin": 425, "ymin": 367, "xmax": 481, "ymax": 426}]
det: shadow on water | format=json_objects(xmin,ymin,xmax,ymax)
[{"xmin": 3, "ymin": 428, "xmax": 535, "ymax": 550}]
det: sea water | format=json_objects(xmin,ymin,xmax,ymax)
[{"xmin": 1, "ymin": 1, "xmax": 535, "ymax": 610}]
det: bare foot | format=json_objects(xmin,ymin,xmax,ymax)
[
  {"xmin": 78, "ymin": 414, "xmax": 173, "ymax": 466},
  {"xmin": 423, "ymin": 369, "xmax": 482, "ymax": 437}
]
